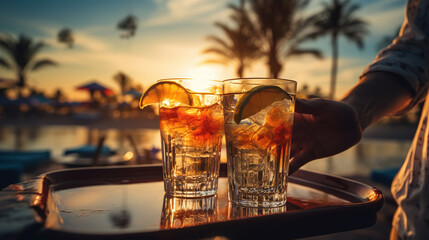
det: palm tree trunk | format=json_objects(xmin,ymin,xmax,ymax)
[
  {"xmin": 268, "ymin": 49, "xmax": 282, "ymax": 78},
  {"xmin": 17, "ymin": 71, "xmax": 25, "ymax": 97},
  {"xmin": 237, "ymin": 64, "xmax": 244, "ymax": 78},
  {"xmin": 330, "ymin": 33, "xmax": 338, "ymax": 100}
]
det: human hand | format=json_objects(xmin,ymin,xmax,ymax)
[{"xmin": 289, "ymin": 98, "xmax": 362, "ymax": 175}]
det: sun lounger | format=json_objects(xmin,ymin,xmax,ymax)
[
  {"xmin": 370, "ymin": 167, "xmax": 400, "ymax": 186},
  {"xmin": 60, "ymin": 134, "xmax": 125, "ymax": 167},
  {"xmin": 0, "ymin": 150, "xmax": 51, "ymax": 170},
  {"xmin": 64, "ymin": 145, "xmax": 116, "ymax": 158}
]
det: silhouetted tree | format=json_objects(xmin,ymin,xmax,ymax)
[
  {"xmin": 53, "ymin": 88, "xmax": 65, "ymax": 102},
  {"xmin": 307, "ymin": 0, "xmax": 368, "ymax": 99},
  {"xmin": 133, "ymin": 83, "xmax": 144, "ymax": 93},
  {"xmin": 0, "ymin": 34, "xmax": 57, "ymax": 95},
  {"xmin": 250, "ymin": 0, "xmax": 321, "ymax": 78},
  {"xmin": 113, "ymin": 72, "xmax": 133, "ymax": 98},
  {"xmin": 203, "ymin": 0, "xmax": 261, "ymax": 78},
  {"xmin": 377, "ymin": 26, "xmax": 401, "ymax": 51},
  {"xmin": 117, "ymin": 15, "xmax": 138, "ymax": 39},
  {"xmin": 58, "ymin": 28, "xmax": 74, "ymax": 48}
]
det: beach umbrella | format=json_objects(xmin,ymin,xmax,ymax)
[{"xmin": 76, "ymin": 81, "xmax": 114, "ymax": 96}]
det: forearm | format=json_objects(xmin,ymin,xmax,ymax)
[{"xmin": 341, "ymin": 71, "xmax": 414, "ymax": 130}]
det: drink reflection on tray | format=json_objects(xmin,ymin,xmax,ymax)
[
  {"xmin": 160, "ymin": 193, "xmax": 297, "ymax": 229},
  {"xmin": 228, "ymin": 203, "xmax": 287, "ymax": 218},
  {"xmin": 109, "ymin": 187, "xmax": 131, "ymax": 229},
  {"xmin": 161, "ymin": 195, "xmax": 218, "ymax": 229}
]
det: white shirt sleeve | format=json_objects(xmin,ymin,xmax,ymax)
[{"xmin": 360, "ymin": 0, "xmax": 429, "ymax": 111}]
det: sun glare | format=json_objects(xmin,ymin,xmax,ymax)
[
  {"xmin": 185, "ymin": 66, "xmax": 221, "ymax": 92},
  {"xmin": 187, "ymin": 66, "xmax": 219, "ymax": 80}
]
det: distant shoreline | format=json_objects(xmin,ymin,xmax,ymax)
[{"xmin": 0, "ymin": 117, "xmax": 418, "ymax": 140}]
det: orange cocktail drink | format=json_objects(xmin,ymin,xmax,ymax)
[
  {"xmin": 140, "ymin": 79, "xmax": 223, "ymax": 197},
  {"xmin": 223, "ymin": 78, "xmax": 296, "ymax": 207}
]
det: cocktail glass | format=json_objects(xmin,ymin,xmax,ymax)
[
  {"xmin": 223, "ymin": 78, "xmax": 296, "ymax": 207},
  {"xmin": 157, "ymin": 79, "xmax": 223, "ymax": 197}
]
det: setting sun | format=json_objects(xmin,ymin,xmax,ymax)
[{"xmin": 187, "ymin": 66, "xmax": 220, "ymax": 81}]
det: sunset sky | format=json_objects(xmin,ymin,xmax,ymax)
[{"xmin": 0, "ymin": 0, "xmax": 405, "ymax": 100}]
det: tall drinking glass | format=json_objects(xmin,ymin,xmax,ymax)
[
  {"xmin": 223, "ymin": 78, "xmax": 296, "ymax": 207},
  {"xmin": 158, "ymin": 79, "xmax": 224, "ymax": 197}
]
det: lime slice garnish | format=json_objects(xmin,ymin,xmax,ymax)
[
  {"xmin": 139, "ymin": 81, "xmax": 193, "ymax": 109},
  {"xmin": 233, "ymin": 85, "xmax": 291, "ymax": 124}
]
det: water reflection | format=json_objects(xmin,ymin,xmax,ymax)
[
  {"xmin": 14, "ymin": 126, "xmax": 24, "ymax": 150},
  {"xmin": 0, "ymin": 124, "xmax": 412, "ymax": 176},
  {"xmin": 161, "ymin": 195, "xmax": 218, "ymax": 229},
  {"xmin": 0, "ymin": 125, "xmax": 162, "ymax": 162},
  {"xmin": 28, "ymin": 126, "xmax": 39, "ymax": 141},
  {"xmin": 86, "ymin": 127, "xmax": 95, "ymax": 145}
]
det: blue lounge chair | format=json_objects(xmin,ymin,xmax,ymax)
[
  {"xmin": 370, "ymin": 167, "xmax": 400, "ymax": 186},
  {"xmin": 0, "ymin": 150, "xmax": 51, "ymax": 171},
  {"xmin": 64, "ymin": 145, "xmax": 116, "ymax": 158}
]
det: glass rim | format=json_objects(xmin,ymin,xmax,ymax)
[
  {"xmin": 157, "ymin": 78, "xmax": 222, "ymax": 94},
  {"xmin": 222, "ymin": 77, "xmax": 296, "ymax": 85},
  {"xmin": 157, "ymin": 78, "xmax": 222, "ymax": 83}
]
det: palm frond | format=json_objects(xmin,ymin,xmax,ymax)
[
  {"xmin": 201, "ymin": 59, "xmax": 228, "ymax": 65},
  {"xmin": 0, "ymin": 34, "xmax": 15, "ymax": 57},
  {"xmin": 0, "ymin": 57, "xmax": 11, "ymax": 69},
  {"xmin": 14, "ymin": 35, "xmax": 44, "ymax": 70},
  {"xmin": 296, "ymin": 0, "xmax": 311, "ymax": 10},
  {"xmin": 376, "ymin": 26, "xmax": 401, "ymax": 50},
  {"xmin": 343, "ymin": 31, "xmax": 365, "ymax": 49},
  {"xmin": 206, "ymin": 35, "xmax": 231, "ymax": 50},
  {"xmin": 343, "ymin": 3, "xmax": 360, "ymax": 20},
  {"xmin": 202, "ymin": 0, "xmax": 263, "ymax": 77},
  {"xmin": 342, "ymin": 18, "xmax": 368, "ymax": 30},
  {"xmin": 202, "ymin": 47, "xmax": 232, "ymax": 59},
  {"xmin": 286, "ymin": 48, "xmax": 324, "ymax": 59},
  {"xmin": 28, "ymin": 42, "xmax": 46, "ymax": 63},
  {"xmin": 214, "ymin": 22, "xmax": 238, "ymax": 46},
  {"xmin": 32, "ymin": 59, "xmax": 57, "ymax": 71},
  {"xmin": 287, "ymin": 15, "xmax": 321, "ymax": 47}
]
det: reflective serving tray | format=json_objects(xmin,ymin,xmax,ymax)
[{"xmin": 11, "ymin": 163, "xmax": 383, "ymax": 239}]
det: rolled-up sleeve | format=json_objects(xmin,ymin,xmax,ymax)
[{"xmin": 360, "ymin": 0, "xmax": 429, "ymax": 111}]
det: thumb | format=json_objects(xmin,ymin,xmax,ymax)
[{"xmin": 289, "ymin": 150, "xmax": 314, "ymax": 175}]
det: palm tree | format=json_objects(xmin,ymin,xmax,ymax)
[
  {"xmin": 377, "ymin": 26, "xmax": 401, "ymax": 51},
  {"xmin": 0, "ymin": 34, "xmax": 57, "ymax": 95},
  {"xmin": 307, "ymin": 0, "xmax": 368, "ymax": 99},
  {"xmin": 250, "ymin": 0, "xmax": 321, "ymax": 78},
  {"xmin": 113, "ymin": 71, "xmax": 133, "ymax": 100},
  {"xmin": 58, "ymin": 28, "xmax": 74, "ymax": 48},
  {"xmin": 202, "ymin": 0, "xmax": 261, "ymax": 78},
  {"xmin": 282, "ymin": 14, "xmax": 324, "ymax": 68},
  {"xmin": 117, "ymin": 15, "xmax": 138, "ymax": 39}
]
